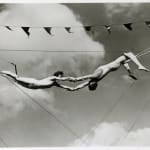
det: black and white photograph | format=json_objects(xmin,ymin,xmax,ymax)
[{"xmin": 0, "ymin": 2, "xmax": 150, "ymax": 148}]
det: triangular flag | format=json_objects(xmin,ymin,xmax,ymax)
[
  {"xmin": 44, "ymin": 27, "xmax": 52, "ymax": 35},
  {"xmin": 5, "ymin": 26, "xmax": 12, "ymax": 31},
  {"xmin": 65, "ymin": 27, "xmax": 73, "ymax": 33},
  {"xmin": 84, "ymin": 26, "xmax": 92, "ymax": 32},
  {"xmin": 105, "ymin": 25, "xmax": 111, "ymax": 34},
  {"xmin": 123, "ymin": 23, "xmax": 133, "ymax": 31},
  {"xmin": 21, "ymin": 27, "xmax": 30, "ymax": 37},
  {"xmin": 145, "ymin": 21, "xmax": 150, "ymax": 28}
]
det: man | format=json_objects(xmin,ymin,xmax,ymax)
[
  {"xmin": 0, "ymin": 63, "xmax": 74, "ymax": 90},
  {"xmin": 61, "ymin": 52, "xmax": 149, "ymax": 91},
  {"xmin": 1, "ymin": 52, "xmax": 148, "ymax": 91}
]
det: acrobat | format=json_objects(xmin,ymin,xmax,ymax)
[
  {"xmin": 0, "ymin": 52, "xmax": 149, "ymax": 91},
  {"xmin": 0, "ymin": 63, "xmax": 74, "ymax": 90},
  {"xmin": 62, "ymin": 52, "xmax": 149, "ymax": 91}
]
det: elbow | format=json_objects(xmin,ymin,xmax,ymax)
[
  {"xmin": 65, "ymin": 88, "xmax": 74, "ymax": 91},
  {"xmin": 68, "ymin": 88, "xmax": 76, "ymax": 91},
  {"xmin": 70, "ymin": 78, "xmax": 77, "ymax": 82}
]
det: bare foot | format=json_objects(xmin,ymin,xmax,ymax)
[
  {"xmin": 138, "ymin": 67, "xmax": 149, "ymax": 72},
  {"xmin": 129, "ymin": 74, "xmax": 138, "ymax": 80}
]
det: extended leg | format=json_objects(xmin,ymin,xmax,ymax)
[
  {"xmin": 0, "ymin": 71, "xmax": 17, "ymax": 80},
  {"xmin": 123, "ymin": 63, "xmax": 137, "ymax": 80},
  {"xmin": 10, "ymin": 62, "xmax": 18, "ymax": 75},
  {"xmin": 124, "ymin": 52, "xmax": 149, "ymax": 72}
]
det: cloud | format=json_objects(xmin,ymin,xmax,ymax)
[
  {"xmin": 71, "ymin": 122, "xmax": 126, "ymax": 146},
  {"xmin": 0, "ymin": 77, "xmax": 58, "ymax": 121},
  {"xmin": 71, "ymin": 121, "xmax": 150, "ymax": 146},
  {"xmin": 105, "ymin": 4, "xmax": 140, "ymax": 20},
  {"xmin": 123, "ymin": 128, "xmax": 150, "ymax": 146},
  {"xmin": 0, "ymin": 4, "xmax": 105, "ymax": 121},
  {"xmin": 0, "ymin": 84, "xmax": 25, "ymax": 121},
  {"xmin": 20, "ymin": 86, "xmax": 59, "ymax": 115},
  {"xmin": 0, "ymin": 4, "xmax": 105, "ymax": 77}
]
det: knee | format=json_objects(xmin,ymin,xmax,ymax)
[{"xmin": 124, "ymin": 52, "xmax": 134, "ymax": 55}]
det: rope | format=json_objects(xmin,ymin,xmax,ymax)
[
  {"xmin": 83, "ymin": 79, "xmax": 135, "ymax": 145},
  {"xmin": 0, "ymin": 47, "xmax": 149, "ymax": 54},
  {"xmin": 6, "ymin": 78, "xmax": 86, "ymax": 145},
  {"xmin": 0, "ymin": 46, "xmax": 149, "ymax": 146},
  {"xmin": 79, "ymin": 47, "xmax": 150, "ymax": 145},
  {"xmin": 0, "ymin": 136, "xmax": 9, "ymax": 147},
  {"xmin": 0, "ymin": 48, "xmax": 131, "ymax": 53},
  {"xmin": 0, "ymin": 49, "xmax": 108, "ymax": 53},
  {"xmin": 113, "ymin": 87, "xmax": 150, "ymax": 146},
  {"xmin": 0, "ymin": 19, "xmax": 149, "ymax": 28}
]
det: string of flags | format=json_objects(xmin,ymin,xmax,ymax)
[{"xmin": 2, "ymin": 20, "xmax": 150, "ymax": 37}]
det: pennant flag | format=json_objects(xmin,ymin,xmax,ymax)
[
  {"xmin": 123, "ymin": 23, "xmax": 133, "ymax": 31},
  {"xmin": 44, "ymin": 27, "xmax": 52, "ymax": 35},
  {"xmin": 145, "ymin": 21, "xmax": 150, "ymax": 28},
  {"xmin": 65, "ymin": 27, "xmax": 73, "ymax": 33},
  {"xmin": 21, "ymin": 27, "xmax": 30, "ymax": 37},
  {"xmin": 5, "ymin": 26, "xmax": 12, "ymax": 31},
  {"xmin": 105, "ymin": 25, "xmax": 111, "ymax": 34},
  {"xmin": 84, "ymin": 26, "xmax": 92, "ymax": 32}
]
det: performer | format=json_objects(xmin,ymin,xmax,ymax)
[
  {"xmin": 0, "ymin": 63, "xmax": 74, "ymax": 90},
  {"xmin": 1, "ymin": 52, "xmax": 149, "ymax": 91},
  {"xmin": 62, "ymin": 52, "xmax": 149, "ymax": 91}
]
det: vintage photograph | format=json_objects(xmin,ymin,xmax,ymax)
[{"xmin": 0, "ymin": 3, "xmax": 149, "ymax": 147}]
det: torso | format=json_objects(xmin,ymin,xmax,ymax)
[
  {"xmin": 92, "ymin": 56, "xmax": 126, "ymax": 81},
  {"xmin": 16, "ymin": 77, "xmax": 55, "ymax": 89}
]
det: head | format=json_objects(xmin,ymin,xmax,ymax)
[
  {"xmin": 88, "ymin": 80, "xmax": 98, "ymax": 91},
  {"xmin": 53, "ymin": 71, "xmax": 64, "ymax": 77}
]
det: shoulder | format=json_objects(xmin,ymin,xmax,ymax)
[{"xmin": 47, "ymin": 76, "xmax": 56, "ymax": 81}]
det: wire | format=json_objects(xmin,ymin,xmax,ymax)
[
  {"xmin": 0, "ymin": 49, "xmax": 107, "ymax": 53},
  {"xmin": 0, "ymin": 136, "xmax": 9, "ymax": 147},
  {"xmin": 0, "ymin": 47, "xmax": 149, "ymax": 54},
  {"xmin": 83, "ymin": 80, "xmax": 135, "ymax": 145},
  {"xmin": 6, "ymin": 78, "xmax": 86, "ymax": 145},
  {"xmin": 113, "ymin": 88, "xmax": 150, "ymax": 146},
  {"xmin": 0, "ymin": 19, "xmax": 149, "ymax": 28},
  {"xmin": 0, "ymin": 46, "xmax": 150, "ymax": 146},
  {"xmin": 75, "ymin": 47, "xmax": 150, "ymax": 144}
]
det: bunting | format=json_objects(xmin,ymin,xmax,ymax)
[
  {"xmin": 5, "ymin": 26, "xmax": 12, "ymax": 31},
  {"xmin": 123, "ymin": 23, "xmax": 133, "ymax": 31},
  {"xmin": 1, "ymin": 19, "xmax": 150, "ymax": 38},
  {"xmin": 44, "ymin": 27, "xmax": 53, "ymax": 35},
  {"xmin": 65, "ymin": 27, "xmax": 73, "ymax": 33},
  {"xmin": 21, "ymin": 27, "xmax": 30, "ymax": 37},
  {"xmin": 145, "ymin": 21, "xmax": 150, "ymax": 28},
  {"xmin": 84, "ymin": 26, "xmax": 92, "ymax": 32},
  {"xmin": 104, "ymin": 25, "xmax": 111, "ymax": 34}
]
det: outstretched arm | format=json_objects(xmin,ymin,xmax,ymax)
[
  {"xmin": 55, "ymin": 74, "xmax": 93, "ymax": 82},
  {"xmin": 56, "ymin": 81, "xmax": 89, "ymax": 91},
  {"xmin": 9, "ymin": 62, "xmax": 18, "ymax": 75},
  {"xmin": 55, "ymin": 76, "xmax": 77, "ymax": 82},
  {"xmin": 0, "ymin": 71, "xmax": 17, "ymax": 80}
]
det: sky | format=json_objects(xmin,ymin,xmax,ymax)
[{"xmin": 0, "ymin": 3, "xmax": 150, "ymax": 147}]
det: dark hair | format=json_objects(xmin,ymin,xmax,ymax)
[
  {"xmin": 53, "ymin": 71, "xmax": 64, "ymax": 77},
  {"xmin": 88, "ymin": 80, "xmax": 98, "ymax": 91}
]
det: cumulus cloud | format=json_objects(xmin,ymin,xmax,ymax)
[
  {"xmin": 105, "ymin": 3, "xmax": 140, "ymax": 20},
  {"xmin": 0, "ymin": 77, "xmax": 58, "ymax": 121},
  {"xmin": 71, "ymin": 121, "xmax": 150, "ymax": 146},
  {"xmin": 20, "ymin": 86, "xmax": 59, "ymax": 115},
  {"xmin": 0, "ymin": 4, "xmax": 105, "ymax": 121},
  {"xmin": 123, "ymin": 128, "xmax": 150, "ymax": 146},
  {"xmin": 0, "ymin": 83, "xmax": 25, "ymax": 121},
  {"xmin": 71, "ymin": 122, "xmax": 126, "ymax": 146},
  {"xmin": 0, "ymin": 4, "xmax": 105, "ymax": 77}
]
